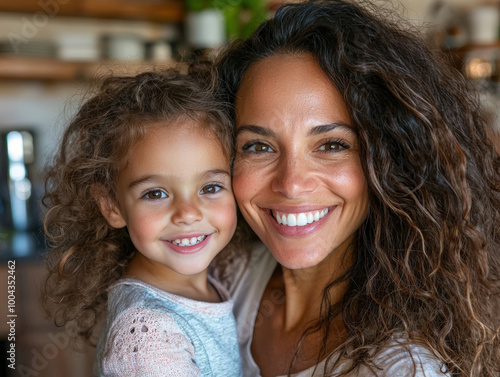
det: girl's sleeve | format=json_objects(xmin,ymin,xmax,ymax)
[{"xmin": 100, "ymin": 307, "xmax": 200, "ymax": 377}]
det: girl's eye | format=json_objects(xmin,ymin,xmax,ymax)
[
  {"xmin": 318, "ymin": 140, "xmax": 350, "ymax": 152},
  {"xmin": 242, "ymin": 141, "xmax": 275, "ymax": 153},
  {"xmin": 143, "ymin": 190, "xmax": 167, "ymax": 200},
  {"xmin": 200, "ymin": 184, "xmax": 222, "ymax": 195}
]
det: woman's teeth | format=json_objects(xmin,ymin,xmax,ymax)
[
  {"xmin": 272, "ymin": 209, "xmax": 329, "ymax": 227},
  {"xmin": 169, "ymin": 235, "xmax": 206, "ymax": 246}
]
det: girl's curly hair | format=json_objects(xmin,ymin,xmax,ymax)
[
  {"xmin": 215, "ymin": 0, "xmax": 500, "ymax": 376},
  {"xmin": 42, "ymin": 65, "xmax": 245, "ymax": 342}
]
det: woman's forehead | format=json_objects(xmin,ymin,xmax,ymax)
[{"xmin": 235, "ymin": 53, "xmax": 351, "ymax": 131}]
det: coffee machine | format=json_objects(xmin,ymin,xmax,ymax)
[{"xmin": 0, "ymin": 129, "xmax": 40, "ymax": 232}]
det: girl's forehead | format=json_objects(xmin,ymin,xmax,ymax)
[{"xmin": 128, "ymin": 120, "xmax": 228, "ymax": 161}]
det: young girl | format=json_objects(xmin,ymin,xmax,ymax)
[{"xmin": 42, "ymin": 67, "xmax": 243, "ymax": 376}]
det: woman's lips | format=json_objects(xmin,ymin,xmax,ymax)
[
  {"xmin": 265, "ymin": 207, "xmax": 335, "ymax": 237},
  {"xmin": 271, "ymin": 208, "xmax": 329, "ymax": 226}
]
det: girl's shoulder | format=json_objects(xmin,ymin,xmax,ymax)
[
  {"xmin": 97, "ymin": 303, "xmax": 200, "ymax": 376},
  {"xmin": 105, "ymin": 279, "xmax": 159, "ymax": 319},
  {"xmin": 105, "ymin": 281, "xmax": 183, "ymax": 340},
  {"xmin": 108, "ymin": 278, "xmax": 234, "ymax": 317}
]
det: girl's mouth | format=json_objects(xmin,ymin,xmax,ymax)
[
  {"xmin": 167, "ymin": 235, "xmax": 207, "ymax": 247},
  {"xmin": 163, "ymin": 234, "xmax": 211, "ymax": 255}
]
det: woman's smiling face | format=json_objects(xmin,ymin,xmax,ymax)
[{"xmin": 233, "ymin": 54, "xmax": 369, "ymax": 269}]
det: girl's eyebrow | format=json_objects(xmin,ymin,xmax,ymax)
[
  {"xmin": 128, "ymin": 175, "xmax": 161, "ymax": 190},
  {"xmin": 202, "ymin": 169, "xmax": 231, "ymax": 179},
  {"xmin": 236, "ymin": 122, "xmax": 355, "ymax": 138},
  {"xmin": 128, "ymin": 169, "xmax": 231, "ymax": 190}
]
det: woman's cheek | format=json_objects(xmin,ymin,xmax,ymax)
[{"xmin": 232, "ymin": 166, "xmax": 258, "ymax": 208}]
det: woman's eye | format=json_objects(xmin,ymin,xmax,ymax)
[
  {"xmin": 200, "ymin": 184, "xmax": 222, "ymax": 195},
  {"xmin": 318, "ymin": 140, "xmax": 350, "ymax": 151},
  {"xmin": 242, "ymin": 142, "xmax": 275, "ymax": 153},
  {"xmin": 144, "ymin": 190, "xmax": 167, "ymax": 200}
]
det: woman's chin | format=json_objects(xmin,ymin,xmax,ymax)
[{"xmin": 262, "ymin": 241, "xmax": 329, "ymax": 270}]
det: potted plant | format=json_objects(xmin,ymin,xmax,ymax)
[{"xmin": 185, "ymin": 0, "xmax": 267, "ymax": 49}]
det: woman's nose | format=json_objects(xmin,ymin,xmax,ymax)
[
  {"xmin": 171, "ymin": 199, "xmax": 203, "ymax": 225},
  {"xmin": 270, "ymin": 156, "xmax": 317, "ymax": 198}
]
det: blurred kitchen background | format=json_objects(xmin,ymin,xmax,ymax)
[{"xmin": 0, "ymin": 0, "xmax": 499, "ymax": 376}]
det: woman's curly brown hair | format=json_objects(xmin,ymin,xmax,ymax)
[
  {"xmin": 41, "ymin": 65, "xmax": 245, "ymax": 342},
  {"xmin": 215, "ymin": 0, "xmax": 500, "ymax": 376}
]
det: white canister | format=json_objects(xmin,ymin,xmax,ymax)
[
  {"xmin": 149, "ymin": 40, "xmax": 173, "ymax": 61},
  {"xmin": 469, "ymin": 5, "xmax": 500, "ymax": 45},
  {"xmin": 105, "ymin": 34, "xmax": 145, "ymax": 61},
  {"xmin": 186, "ymin": 9, "xmax": 226, "ymax": 49}
]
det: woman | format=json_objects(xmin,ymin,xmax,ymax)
[{"xmin": 215, "ymin": 0, "xmax": 500, "ymax": 376}]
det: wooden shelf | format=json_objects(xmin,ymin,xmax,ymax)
[
  {"xmin": 448, "ymin": 42, "xmax": 500, "ymax": 54},
  {"xmin": 443, "ymin": 41, "xmax": 500, "ymax": 82},
  {"xmin": 0, "ymin": 55, "xmax": 181, "ymax": 81},
  {"xmin": 0, "ymin": 1, "xmax": 187, "ymax": 81},
  {"xmin": 0, "ymin": 0, "xmax": 185, "ymax": 23}
]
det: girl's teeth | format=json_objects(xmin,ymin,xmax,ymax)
[
  {"xmin": 170, "ymin": 235, "xmax": 206, "ymax": 246},
  {"xmin": 272, "ymin": 209, "xmax": 329, "ymax": 227}
]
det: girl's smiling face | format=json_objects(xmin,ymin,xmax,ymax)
[
  {"xmin": 233, "ymin": 54, "xmax": 369, "ymax": 270},
  {"xmin": 104, "ymin": 120, "xmax": 237, "ymax": 278}
]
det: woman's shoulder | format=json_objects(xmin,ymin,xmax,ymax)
[
  {"xmin": 342, "ymin": 339, "xmax": 449, "ymax": 377},
  {"xmin": 375, "ymin": 342, "xmax": 447, "ymax": 375}
]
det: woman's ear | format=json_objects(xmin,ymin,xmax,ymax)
[{"xmin": 92, "ymin": 185, "xmax": 127, "ymax": 229}]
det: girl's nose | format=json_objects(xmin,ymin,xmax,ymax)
[
  {"xmin": 171, "ymin": 199, "xmax": 203, "ymax": 225},
  {"xmin": 270, "ymin": 156, "xmax": 317, "ymax": 198}
]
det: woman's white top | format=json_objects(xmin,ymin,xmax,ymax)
[{"xmin": 228, "ymin": 243, "xmax": 449, "ymax": 377}]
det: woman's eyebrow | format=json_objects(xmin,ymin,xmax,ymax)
[
  {"xmin": 236, "ymin": 123, "xmax": 355, "ymax": 137},
  {"xmin": 308, "ymin": 122, "xmax": 355, "ymax": 136},
  {"xmin": 236, "ymin": 125, "xmax": 276, "ymax": 137}
]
